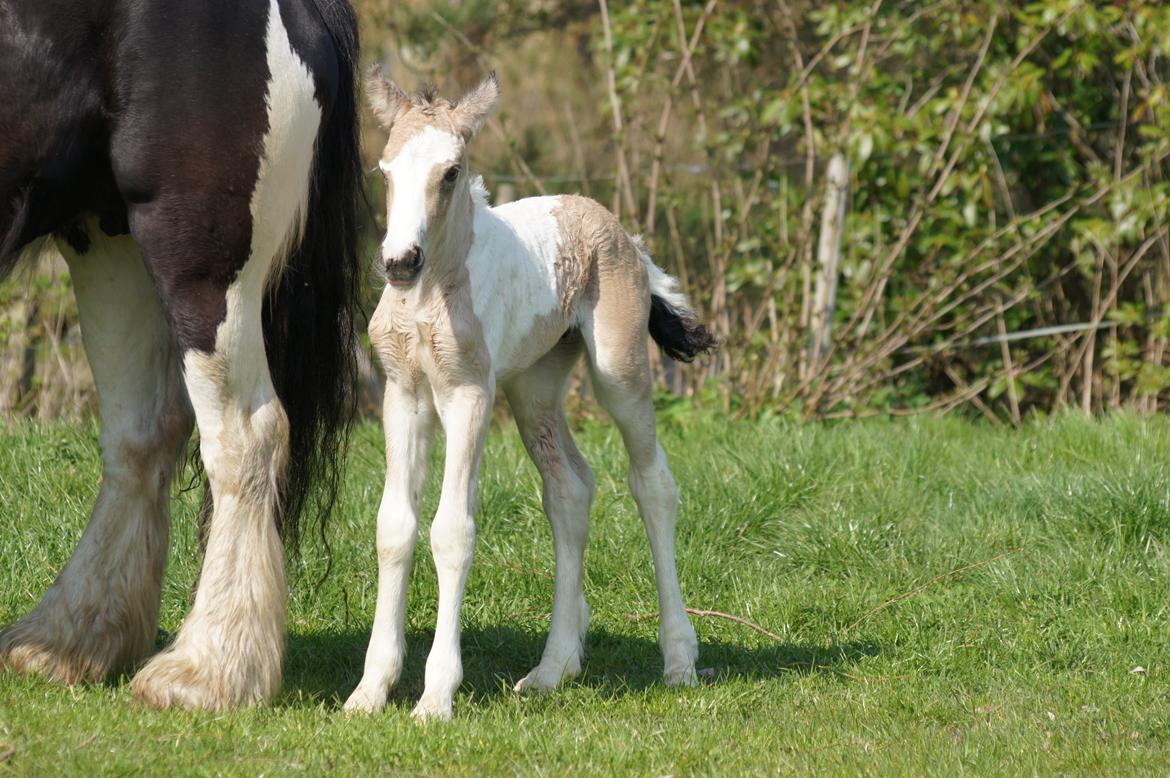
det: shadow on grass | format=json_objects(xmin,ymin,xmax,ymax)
[{"xmin": 280, "ymin": 625, "xmax": 880, "ymax": 710}]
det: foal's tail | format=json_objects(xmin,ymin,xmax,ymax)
[{"xmin": 636, "ymin": 241, "xmax": 719, "ymax": 363}]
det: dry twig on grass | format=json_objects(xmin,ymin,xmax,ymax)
[
  {"xmin": 839, "ymin": 546, "xmax": 1024, "ymax": 635},
  {"xmin": 628, "ymin": 607, "xmax": 783, "ymax": 642}
]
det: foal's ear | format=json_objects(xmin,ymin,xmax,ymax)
[
  {"xmin": 366, "ymin": 64, "xmax": 411, "ymax": 130},
  {"xmin": 451, "ymin": 72, "xmax": 500, "ymax": 139}
]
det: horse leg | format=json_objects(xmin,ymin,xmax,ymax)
[
  {"xmin": 124, "ymin": 223, "xmax": 296, "ymax": 710},
  {"xmin": 584, "ymin": 301, "xmax": 698, "ymax": 687},
  {"xmin": 505, "ymin": 337, "xmax": 595, "ymax": 693},
  {"xmin": 345, "ymin": 379, "xmax": 436, "ymax": 713},
  {"xmin": 0, "ymin": 225, "xmax": 191, "ymax": 684},
  {"xmin": 122, "ymin": 17, "xmax": 324, "ymax": 710},
  {"xmin": 411, "ymin": 380, "xmax": 493, "ymax": 722}
]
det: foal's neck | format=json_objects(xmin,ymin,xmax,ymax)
[{"xmin": 410, "ymin": 190, "xmax": 480, "ymax": 302}]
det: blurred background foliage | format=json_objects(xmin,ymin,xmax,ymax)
[{"xmin": 3, "ymin": 0, "xmax": 1169, "ymax": 423}]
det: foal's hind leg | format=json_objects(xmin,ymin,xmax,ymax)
[
  {"xmin": 583, "ymin": 303, "xmax": 698, "ymax": 687},
  {"xmin": 504, "ymin": 336, "xmax": 595, "ymax": 693},
  {"xmin": 0, "ymin": 227, "xmax": 192, "ymax": 684}
]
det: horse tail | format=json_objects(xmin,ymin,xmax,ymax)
[
  {"xmin": 635, "ymin": 238, "xmax": 719, "ymax": 363},
  {"xmin": 260, "ymin": 0, "xmax": 363, "ymax": 552}
]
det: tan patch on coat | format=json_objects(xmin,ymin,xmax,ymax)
[
  {"xmin": 550, "ymin": 195, "xmax": 649, "ymax": 306},
  {"xmin": 551, "ymin": 195, "xmax": 651, "ymax": 385}
]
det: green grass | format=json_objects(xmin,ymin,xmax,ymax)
[{"xmin": 2, "ymin": 411, "xmax": 1170, "ymax": 774}]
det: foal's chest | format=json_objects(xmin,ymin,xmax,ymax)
[{"xmin": 369, "ymin": 287, "xmax": 489, "ymax": 388}]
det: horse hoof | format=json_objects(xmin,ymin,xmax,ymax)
[
  {"xmin": 513, "ymin": 653, "xmax": 581, "ymax": 693},
  {"xmin": 662, "ymin": 628, "xmax": 699, "ymax": 687},
  {"xmin": 130, "ymin": 644, "xmax": 277, "ymax": 710},
  {"xmin": 0, "ymin": 619, "xmax": 116, "ymax": 685},
  {"xmin": 513, "ymin": 670, "xmax": 557, "ymax": 693},
  {"xmin": 0, "ymin": 635, "xmax": 89, "ymax": 685}
]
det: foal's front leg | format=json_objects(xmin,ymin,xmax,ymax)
[
  {"xmin": 412, "ymin": 381, "xmax": 493, "ymax": 722},
  {"xmin": 345, "ymin": 381, "xmax": 435, "ymax": 713}
]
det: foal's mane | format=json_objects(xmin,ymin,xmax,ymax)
[
  {"xmin": 410, "ymin": 85, "xmax": 452, "ymax": 114},
  {"xmin": 469, "ymin": 175, "xmax": 490, "ymax": 208}
]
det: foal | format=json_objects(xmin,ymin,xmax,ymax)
[{"xmin": 346, "ymin": 70, "xmax": 718, "ymax": 721}]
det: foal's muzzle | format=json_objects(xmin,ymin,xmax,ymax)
[{"xmin": 385, "ymin": 245, "xmax": 423, "ymax": 287}]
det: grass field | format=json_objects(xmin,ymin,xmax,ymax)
[{"xmin": 1, "ymin": 410, "xmax": 1169, "ymax": 774}]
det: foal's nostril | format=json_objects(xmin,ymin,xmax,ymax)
[{"xmin": 385, "ymin": 244, "xmax": 425, "ymax": 285}]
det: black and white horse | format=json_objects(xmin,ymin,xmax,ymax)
[{"xmin": 0, "ymin": 0, "xmax": 362, "ymax": 709}]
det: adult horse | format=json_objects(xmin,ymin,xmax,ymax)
[{"xmin": 0, "ymin": 0, "xmax": 362, "ymax": 709}]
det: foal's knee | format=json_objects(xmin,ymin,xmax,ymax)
[
  {"xmin": 565, "ymin": 452, "xmax": 595, "ymax": 502},
  {"xmin": 526, "ymin": 415, "xmax": 594, "ymax": 517},
  {"xmin": 542, "ymin": 468, "xmax": 593, "ymax": 550},
  {"xmin": 567, "ymin": 467, "xmax": 594, "ymax": 516},
  {"xmin": 430, "ymin": 511, "xmax": 476, "ymax": 572},
  {"xmin": 376, "ymin": 507, "xmax": 418, "ymax": 565}
]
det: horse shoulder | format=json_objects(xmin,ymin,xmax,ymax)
[
  {"xmin": 369, "ymin": 291, "xmax": 424, "ymax": 386},
  {"xmin": 414, "ymin": 275, "xmax": 491, "ymax": 391}
]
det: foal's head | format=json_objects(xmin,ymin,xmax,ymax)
[{"xmin": 367, "ymin": 68, "xmax": 500, "ymax": 288}]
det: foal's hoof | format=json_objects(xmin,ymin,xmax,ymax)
[
  {"xmin": 662, "ymin": 628, "xmax": 699, "ymax": 687},
  {"xmin": 512, "ymin": 667, "xmax": 561, "ymax": 693},
  {"xmin": 664, "ymin": 664, "xmax": 698, "ymax": 687},
  {"xmin": 131, "ymin": 645, "xmax": 278, "ymax": 710},
  {"xmin": 410, "ymin": 697, "xmax": 453, "ymax": 722},
  {"xmin": 343, "ymin": 684, "xmax": 387, "ymax": 714},
  {"xmin": 513, "ymin": 654, "xmax": 581, "ymax": 693}
]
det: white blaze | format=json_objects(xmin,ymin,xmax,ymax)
[{"xmin": 381, "ymin": 126, "xmax": 461, "ymax": 260}]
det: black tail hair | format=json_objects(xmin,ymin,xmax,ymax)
[
  {"xmin": 0, "ymin": 188, "xmax": 32, "ymax": 280},
  {"xmin": 648, "ymin": 294, "xmax": 720, "ymax": 363},
  {"xmin": 260, "ymin": 0, "xmax": 363, "ymax": 553}
]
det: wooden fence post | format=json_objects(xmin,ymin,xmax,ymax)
[{"xmin": 809, "ymin": 152, "xmax": 849, "ymax": 371}]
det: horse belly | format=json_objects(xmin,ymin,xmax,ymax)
[{"xmin": 0, "ymin": 0, "xmax": 117, "ymax": 268}]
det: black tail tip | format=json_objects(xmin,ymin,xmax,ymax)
[{"xmin": 648, "ymin": 294, "xmax": 720, "ymax": 363}]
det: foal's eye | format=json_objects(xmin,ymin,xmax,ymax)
[{"xmin": 443, "ymin": 165, "xmax": 460, "ymax": 184}]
